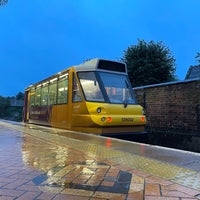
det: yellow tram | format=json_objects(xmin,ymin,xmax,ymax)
[{"xmin": 23, "ymin": 59, "xmax": 146, "ymax": 134}]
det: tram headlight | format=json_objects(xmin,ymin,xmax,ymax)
[
  {"xmin": 101, "ymin": 117, "xmax": 106, "ymax": 122},
  {"xmin": 97, "ymin": 107, "xmax": 101, "ymax": 113},
  {"xmin": 101, "ymin": 117, "xmax": 112, "ymax": 123}
]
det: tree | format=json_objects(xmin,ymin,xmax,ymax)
[
  {"xmin": 0, "ymin": 96, "xmax": 10, "ymax": 118},
  {"xmin": 16, "ymin": 92, "xmax": 24, "ymax": 100},
  {"xmin": 0, "ymin": 0, "xmax": 8, "ymax": 6},
  {"xmin": 0, "ymin": 92, "xmax": 24, "ymax": 121},
  {"xmin": 195, "ymin": 52, "xmax": 200, "ymax": 64},
  {"xmin": 121, "ymin": 39, "xmax": 177, "ymax": 87}
]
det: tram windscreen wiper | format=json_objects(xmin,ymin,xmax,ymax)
[
  {"xmin": 124, "ymin": 97, "xmax": 128, "ymax": 108},
  {"xmin": 124, "ymin": 80, "xmax": 129, "ymax": 108}
]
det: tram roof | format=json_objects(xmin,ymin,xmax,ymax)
[
  {"xmin": 74, "ymin": 58, "xmax": 127, "ymax": 74},
  {"xmin": 25, "ymin": 58, "xmax": 127, "ymax": 90}
]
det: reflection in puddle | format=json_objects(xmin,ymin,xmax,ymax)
[{"xmin": 22, "ymin": 133, "xmax": 131, "ymax": 195}]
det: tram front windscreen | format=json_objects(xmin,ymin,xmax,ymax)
[
  {"xmin": 99, "ymin": 72, "xmax": 136, "ymax": 104},
  {"xmin": 78, "ymin": 71, "xmax": 137, "ymax": 104}
]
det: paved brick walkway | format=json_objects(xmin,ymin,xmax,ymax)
[{"xmin": 0, "ymin": 122, "xmax": 200, "ymax": 199}]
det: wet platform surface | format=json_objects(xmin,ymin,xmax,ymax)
[{"xmin": 0, "ymin": 120, "xmax": 200, "ymax": 199}]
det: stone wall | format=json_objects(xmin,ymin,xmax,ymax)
[{"xmin": 134, "ymin": 79, "xmax": 200, "ymax": 135}]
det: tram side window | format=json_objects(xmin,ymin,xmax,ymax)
[
  {"xmin": 72, "ymin": 74, "xmax": 82, "ymax": 102},
  {"xmin": 30, "ymin": 89, "xmax": 35, "ymax": 106},
  {"xmin": 57, "ymin": 76, "xmax": 68, "ymax": 104},
  {"xmin": 49, "ymin": 80, "xmax": 57, "ymax": 105},
  {"xmin": 41, "ymin": 84, "xmax": 49, "ymax": 106},
  {"xmin": 35, "ymin": 87, "xmax": 42, "ymax": 106}
]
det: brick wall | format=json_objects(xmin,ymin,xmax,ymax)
[{"xmin": 134, "ymin": 79, "xmax": 200, "ymax": 135}]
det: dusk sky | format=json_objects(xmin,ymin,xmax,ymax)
[{"xmin": 0, "ymin": 0, "xmax": 200, "ymax": 97}]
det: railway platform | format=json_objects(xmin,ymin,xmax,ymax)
[{"xmin": 0, "ymin": 120, "xmax": 200, "ymax": 200}]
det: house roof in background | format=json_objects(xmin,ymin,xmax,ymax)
[{"xmin": 185, "ymin": 65, "xmax": 200, "ymax": 80}]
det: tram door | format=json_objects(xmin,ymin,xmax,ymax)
[{"xmin": 23, "ymin": 90, "xmax": 30, "ymax": 122}]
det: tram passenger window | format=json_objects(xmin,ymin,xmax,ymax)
[
  {"xmin": 30, "ymin": 89, "xmax": 35, "ymax": 106},
  {"xmin": 78, "ymin": 72, "xmax": 104, "ymax": 102},
  {"xmin": 72, "ymin": 75, "xmax": 82, "ymax": 102},
  {"xmin": 41, "ymin": 84, "xmax": 49, "ymax": 106},
  {"xmin": 35, "ymin": 86, "xmax": 42, "ymax": 106},
  {"xmin": 57, "ymin": 76, "xmax": 68, "ymax": 104},
  {"xmin": 49, "ymin": 80, "xmax": 57, "ymax": 105}
]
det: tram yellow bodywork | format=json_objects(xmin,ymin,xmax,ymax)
[{"xmin": 24, "ymin": 58, "xmax": 147, "ymax": 135}]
